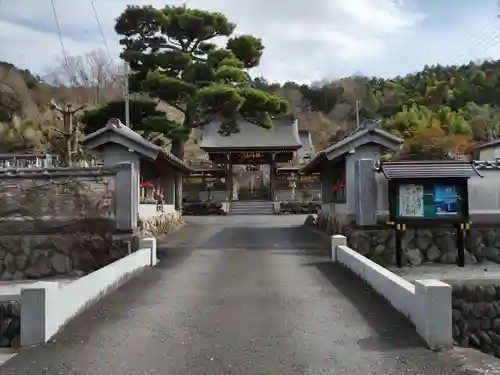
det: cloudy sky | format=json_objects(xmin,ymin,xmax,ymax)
[{"xmin": 1, "ymin": 0, "xmax": 500, "ymax": 84}]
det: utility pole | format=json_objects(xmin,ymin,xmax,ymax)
[
  {"xmin": 50, "ymin": 101, "xmax": 85, "ymax": 166},
  {"xmin": 124, "ymin": 62, "xmax": 130, "ymax": 127},
  {"xmin": 96, "ymin": 68, "xmax": 102, "ymax": 105},
  {"xmin": 355, "ymin": 100, "xmax": 361, "ymax": 127}
]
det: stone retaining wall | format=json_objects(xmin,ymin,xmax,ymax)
[
  {"xmin": 277, "ymin": 201, "xmax": 321, "ymax": 215},
  {"xmin": 310, "ymin": 212, "xmax": 500, "ymax": 266},
  {"xmin": 0, "ymin": 234, "xmax": 127, "ymax": 280},
  {"xmin": 0, "ymin": 167, "xmax": 129, "ymax": 280},
  {"xmin": 452, "ymin": 283, "xmax": 500, "ymax": 357},
  {"xmin": 0, "ymin": 301, "xmax": 20, "ymax": 347},
  {"xmin": 182, "ymin": 202, "xmax": 227, "ymax": 215}
]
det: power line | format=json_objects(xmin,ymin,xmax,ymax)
[
  {"xmin": 50, "ymin": 0, "xmax": 68, "ymax": 61},
  {"xmin": 453, "ymin": 4, "xmax": 500, "ymax": 66},
  {"xmin": 474, "ymin": 30, "xmax": 500, "ymax": 54},
  {"xmin": 90, "ymin": 0, "xmax": 112, "ymax": 61},
  {"xmin": 452, "ymin": 17, "xmax": 500, "ymax": 66},
  {"xmin": 90, "ymin": 0, "xmax": 118, "ymax": 105},
  {"xmin": 89, "ymin": 0, "xmax": 129, "ymax": 120},
  {"xmin": 454, "ymin": 29, "xmax": 500, "ymax": 66}
]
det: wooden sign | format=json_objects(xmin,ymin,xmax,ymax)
[
  {"xmin": 187, "ymin": 177, "xmax": 203, "ymax": 184},
  {"xmin": 208, "ymin": 151, "xmax": 294, "ymax": 165},
  {"xmin": 241, "ymin": 152, "xmax": 263, "ymax": 159},
  {"xmin": 301, "ymin": 175, "xmax": 319, "ymax": 182},
  {"xmin": 231, "ymin": 152, "xmax": 270, "ymax": 165}
]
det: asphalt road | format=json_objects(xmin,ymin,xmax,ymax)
[{"xmin": 2, "ymin": 215, "xmax": 497, "ymax": 374}]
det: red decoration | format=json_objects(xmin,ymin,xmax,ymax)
[
  {"xmin": 140, "ymin": 181, "xmax": 166, "ymax": 201},
  {"xmin": 140, "ymin": 180, "xmax": 155, "ymax": 188},
  {"xmin": 331, "ymin": 180, "xmax": 345, "ymax": 191}
]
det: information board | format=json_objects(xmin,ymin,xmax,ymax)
[
  {"xmin": 434, "ymin": 185, "xmax": 458, "ymax": 216},
  {"xmin": 395, "ymin": 182, "xmax": 463, "ymax": 220},
  {"xmin": 398, "ymin": 184, "xmax": 424, "ymax": 217}
]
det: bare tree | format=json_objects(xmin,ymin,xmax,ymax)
[
  {"xmin": 340, "ymin": 77, "xmax": 370, "ymax": 101},
  {"xmin": 44, "ymin": 49, "xmax": 125, "ymax": 106}
]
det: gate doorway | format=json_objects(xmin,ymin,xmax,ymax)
[{"xmin": 234, "ymin": 166, "xmax": 271, "ymax": 201}]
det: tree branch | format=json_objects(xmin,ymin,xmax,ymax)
[
  {"xmin": 167, "ymin": 101, "xmax": 187, "ymax": 114},
  {"xmin": 146, "ymin": 40, "xmax": 207, "ymax": 62},
  {"xmin": 70, "ymin": 105, "xmax": 86, "ymax": 115},
  {"xmin": 242, "ymin": 116, "xmax": 261, "ymax": 126},
  {"xmin": 52, "ymin": 128, "xmax": 69, "ymax": 137}
]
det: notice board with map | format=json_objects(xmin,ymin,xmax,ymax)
[{"xmin": 391, "ymin": 180, "xmax": 468, "ymax": 225}]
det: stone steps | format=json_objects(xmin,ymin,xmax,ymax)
[{"xmin": 229, "ymin": 200, "xmax": 274, "ymax": 215}]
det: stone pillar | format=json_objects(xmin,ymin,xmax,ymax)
[
  {"xmin": 174, "ymin": 174, "xmax": 182, "ymax": 211},
  {"xmin": 226, "ymin": 160, "xmax": 233, "ymax": 201},
  {"xmin": 270, "ymin": 155, "xmax": 276, "ymax": 201},
  {"xmin": 100, "ymin": 144, "xmax": 140, "ymax": 228},
  {"xmin": 160, "ymin": 171, "xmax": 175, "ymax": 205},
  {"xmin": 355, "ymin": 158, "xmax": 377, "ymax": 226},
  {"xmin": 114, "ymin": 162, "xmax": 137, "ymax": 231}
]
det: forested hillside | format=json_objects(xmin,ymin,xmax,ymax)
[
  {"xmin": 254, "ymin": 60, "xmax": 500, "ymax": 160},
  {"xmin": 0, "ymin": 50, "xmax": 126, "ymax": 154},
  {"xmin": 2, "ymin": 51, "xmax": 500, "ymax": 161},
  {"xmin": 4, "ymin": 3, "xmax": 500, "ymax": 162}
]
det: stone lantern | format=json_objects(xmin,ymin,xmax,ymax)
[
  {"xmin": 287, "ymin": 173, "xmax": 297, "ymax": 201},
  {"xmin": 204, "ymin": 173, "xmax": 216, "ymax": 201}
]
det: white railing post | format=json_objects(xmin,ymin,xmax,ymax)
[
  {"xmin": 139, "ymin": 237, "xmax": 157, "ymax": 266},
  {"xmin": 331, "ymin": 235, "xmax": 346, "ymax": 263},
  {"xmin": 21, "ymin": 281, "xmax": 59, "ymax": 346},
  {"xmin": 414, "ymin": 279, "xmax": 452, "ymax": 350}
]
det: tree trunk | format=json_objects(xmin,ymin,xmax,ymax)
[{"xmin": 171, "ymin": 138, "xmax": 185, "ymax": 212}]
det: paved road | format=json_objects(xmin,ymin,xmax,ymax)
[{"xmin": 1, "ymin": 216, "xmax": 496, "ymax": 374}]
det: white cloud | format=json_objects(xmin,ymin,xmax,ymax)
[
  {"xmin": 0, "ymin": 19, "xmax": 99, "ymax": 73},
  {"xmin": 0, "ymin": 0, "xmax": 423, "ymax": 83}
]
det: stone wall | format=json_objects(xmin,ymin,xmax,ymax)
[
  {"xmin": 0, "ymin": 170, "xmax": 128, "ymax": 280},
  {"xmin": 182, "ymin": 202, "xmax": 227, "ymax": 215},
  {"xmin": 0, "ymin": 234, "xmax": 128, "ymax": 280},
  {"xmin": 0, "ymin": 174, "xmax": 115, "ymax": 227},
  {"xmin": 0, "ymin": 301, "xmax": 20, "ymax": 347},
  {"xmin": 452, "ymin": 283, "xmax": 500, "ymax": 357},
  {"xmin": 310, "ymin": 212, "xmax": 500, "ymax": 266},
  {"xmin": 277, "ymin": 201, "xmax": 321, "ymax": 215}
]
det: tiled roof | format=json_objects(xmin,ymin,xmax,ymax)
[
  {"xmin": 81, "ymin": 118, "xmax": 192, "ymax": 174},
  {"xmin": 476, "ymin": 139, "xmax": 500, "ymax": 150},
  {"xmin": 377, "ymin": 161, "xmax": 482, "ymax": 179},
  {"xmin": 199, "ymin": 118, "xmax": 302, "ymax": 151},
  {"xmin": 473, "ymin": 159, "xmax": 500, "ymax": 169},
  {"xmin": 301, "ymin": 121, "xmax": 403, "ymax": 174}
]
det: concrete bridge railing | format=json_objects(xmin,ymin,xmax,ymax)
[
  {"xmin": 20, "ymin": 238, "xmax": 157, "ymax": 347},
  {"xmin": 331, "ymin": 235, "xmax": 452, "ymax": 350}
]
